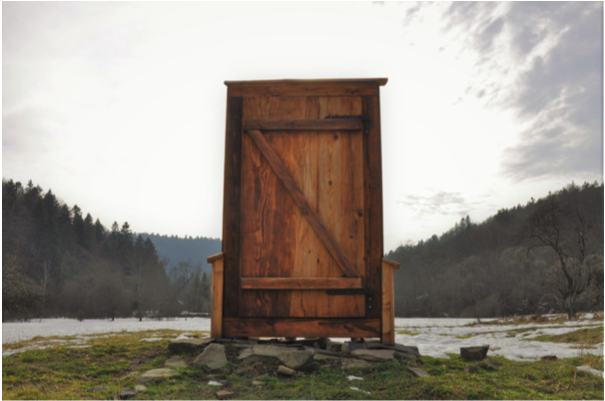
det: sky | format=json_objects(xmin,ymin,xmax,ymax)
[{"xmin": 2, "ymin": 1, "xmax": 603, "ymax": 251}]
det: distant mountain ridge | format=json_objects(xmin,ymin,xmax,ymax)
[{"xmin": 139, "ymin": 233, "xmax": 221, "ymax": 272}]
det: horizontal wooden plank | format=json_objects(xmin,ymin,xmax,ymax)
[
  {"xmin": 225, "ymin": 78, "xmax": 388, "ymax": 86},
  {"xmin": 227, "ymin": 82, "xmax": 381, "ymax": 97},
  {"xmin": 223, "ymin": 318, "xmax": 381, "ymax": 338},
  {"xmin": 382, "ymin": 258, "xmax": 401, "ymax": 270},
  {"xmin": 245, "ymin": 119, "xmax": 363, "ymax": 131},
  {"xmin": 246, "ymin": 129, "xmax": 360, "ymax": 278},
  {"xmin": 207, "ymin": 252, "xmax": 224, "ymax": 264},
  {"xmin": 240, "ymin": 277, "xmax": 363, "ymax": 290}
]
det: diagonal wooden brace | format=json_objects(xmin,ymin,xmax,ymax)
[{"xmin": 245, "ymin": 129, "xmax": 360, "ymax": 278}]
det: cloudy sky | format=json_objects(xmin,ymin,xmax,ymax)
[{"xmin": 3, "ymin": 1, "xmax": 603, "ymax": 251}]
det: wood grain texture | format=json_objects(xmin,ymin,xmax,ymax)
[
  {"xmin": 381, "ymin": 259, "xmax": 395, "ymax": 345},
  {"xmin": 211, "ymin": 256, "xmax": 224, "ymax": 338},
  {"xmin": 246, "ymin": 129, "xmax": 360, "ymax": 278},
  {"xmin": 222, "ymin": 97, "xmax": 243, "ymax": 317},
  {"xmin": 240, "ymin": 277, "xmax": 362, "ymax": 290},
  {"xmin": 239, "ymin": 97, "xmax": 317, "ymax": 317},
  {"xmin": 245, "ymin": 119, "xmax": 363, "ymax": 131},
  {"xmin": 317, "ymin": 97, "xmax": 366, "ymax": 317},
  {"xmin": 207, "ymin": 252, "xmax": 224, "ymax": 264},
  {"xmin": 239, "ymin": 96, "xmax": 366, "ymax": 318},
  {"xmin": 227, "ymin": 82, "xmax": 380, "ymax": 97},
  {"xmin": 362, "ymin": 95, "xmax": 384, "ymax": 319},
  {"xmin": 223, "ymin": 318, "xmax": 381, "ymax": 338}
]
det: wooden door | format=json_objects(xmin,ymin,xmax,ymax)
[
  {"xmin": 239, "ymin": 97, "xmax": 367, "ymax": 318},
  {"xmin": 220, "ymin": 79, "xmax": 386, "ymax": 339}
]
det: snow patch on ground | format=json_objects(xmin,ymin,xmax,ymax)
[
  {"xmin": 577, "ymin": 365, "xmax": 604, "ymax": 377},
  {"xmin": 394, "ymin": 318, "xmax": 603, "ymax": 361},
  {"xmin": 2, "ymin": 317, "xmax": 210, "ymax": 344},
  {"xmin": 3, "ymin": 315, "xmax": 603, "ymax": 362}
]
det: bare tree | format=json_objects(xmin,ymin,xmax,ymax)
[
  {"xmin": 38, "ymin": 259, "xmax": 52, "ymax": 321},
  {"xmin": 521, "ymin": 195, "xmax": 601, "ymax": 318}
]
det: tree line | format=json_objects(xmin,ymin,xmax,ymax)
[
  {"xmin": 2, "ymin": 179, "xmax": 211, "ymax": 322},
  {"xmin": 387, "ymin": 182, "xmax": 603, "ymax": 319}
]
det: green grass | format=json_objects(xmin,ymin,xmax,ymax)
[
  {"xmin": 396, "ymin": 329, "xmax": 421, "ymax": 336},
  {"xmin": 2, "ymin": 330, "xmax": 604, "ymax": 400},
  {"xmin": 530, "ymin": 326, "xmax": 604, "ymax": 346}
]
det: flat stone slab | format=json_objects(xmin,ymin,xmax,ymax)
[
  {"xmin": 394, "ymin": 344, "xmax": 420, "ymax": 357},
  {"xmin": 409, "ymin": 367, "xmax": 430, "ymax": 377},
  {"xmin": 314, "ymin": 353, "xmax": 339, "ymax": 361},
  {"xmin": 351, "ymin": 349, "xmax": 396, "ymax": 362},
  {"xmin": 119, "ymin": 388, "xmax": 137, "ymax": 399},
  {"xmin": 194, "ymin": 343, "xmax": 228, "ymax": 370},
  {"xmin": 277, "ymin": 350, "xmax": 314, "ymax": 370},
  {"xmin": 239, "ymin": 344, "xmax": 315, "ymax": 367},
  {"xmin": 277, "ymin": 365, "xmax": 296, "ymax": 376},
  {"xmin": 165, "ymin": 355, "xmax": 188, "ymax": 368},
  {"xmin": 461, "ymin": 345, "xmax": 489, "ymax": 361},
  {"xmin": 136, "ymin": 368, "xmax": 179, "ymax": 384},
  {"xmin": 253, "ymin": 344, "xmax": 289, "ymax": 357},
  {"xmin": 92, "ymin": 386, "xmax": 107, "ymax": 392},
  {"xmin": 168, "ymin": 338, "xmax": 212, "ymax": 353},
  {"xmin": 217, "ymin": 390, "xmax": 235, "ymax": 398},
  {"xmin": 342, "ymin": 358, "xmax": 373, "ymax": 371},
  {"xmin": 481, "ymin": 358, "xmax": 499, "ymax": 371}
]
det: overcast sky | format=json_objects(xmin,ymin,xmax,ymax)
[{"xmin": 2, "ymin": 1, "xmax": 603, "ymax": 251}]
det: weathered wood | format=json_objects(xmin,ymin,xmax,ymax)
[
  {"xmin": 362, "ymin": 95, "xmax": 384, "ymax": 319},
  {"xmin": 240, "ymin": 277, "xmax": 363, "ymax": 290},
  {"xmin": 227, "ymin": 82, "xmax": 381, "ymax": 97},
  {"xmin": 382, "ymin": 258, "xmax": 401, "ymax": 270},
  {"xmin": 220, "ymin": 79, "xmax": 387, "ymax": 334},
  {"xmin": 381, "ymin": 259, "xmax": 396, "ymax": 345},
  {"xmin": 211, "ymin": 255, "xmax": 224, "ymax": 338},
  {"xmin": 207, "ymin": 252, "xmax": 224, "ymax": 264},
  {"xmin": 222, "ymin": 97, "xmax": 243, "ymax": 318},
  {"xmin": 223, "ymin": 318, "xmax": 381, "ymax": 338},
  {"xmin": 239, "ymin": 96, "xmax": 319, "ymax": 317},
  {"xmin": 317, "ymin": 96, "xmax": 366, "ymax": 317},
  {"xmin": 245, "ymin": 119, "xmax": 363, "ymax": 131},
  {"xmin": 225, "ymin": 78, "xmax": 388, "ymax": 86},
  {"xmin": 245, "ymin": 128, "xmax": 360, "ymax": 278}
]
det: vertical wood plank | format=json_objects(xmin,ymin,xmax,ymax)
[
  {"xmin": 316, "ymin": 97, "xmax": 365, "ymax": 317},
  {"xmin": 211, "ymin": 256, "xmax": 224, "ymax": 338},
  {"xmin": 381, "ymin": 259, "xmax": 395, "ymax": 345},
  {"xmin": 222, "ymin": 96, "xmax": 243, "ymax": 318},
  {"xmin": 362, "ymin": 95, "xmax": 384, "ymax": 319},
  {"xmin": 240, "ymin": 97, "xmax": 318, "ymax": 317}
]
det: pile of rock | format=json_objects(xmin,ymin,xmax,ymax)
[
  {"xmin": 169, "ymin": 336, "xmax": 422, "ymax": 374},
  {"xmin": 118, "ymin": 337, "xmax": 425, "ymax": 399}
]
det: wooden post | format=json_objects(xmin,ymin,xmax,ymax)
[
  {"xmin": 381, "ymin": 258, "xmax": 401, "ymax": 345},
  {"xmin": 207, "ymin": 252, "xmax": 225, "ymax": 339}
]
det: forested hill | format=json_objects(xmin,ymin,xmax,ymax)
[
  {"xmin": 139, "ymin": 233, "xmax": 221, "ymax": 273},
  {"xmin": 387, "ymin": 182, "xmax": 604, "ymax": 319},
  {"xmin": 2, "ymin": 178, "xmax": 212, "ymax": 321}
]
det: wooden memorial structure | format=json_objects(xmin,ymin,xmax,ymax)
[{"xmin": 207, "ymin": 78, "xmax": 401, "ymax": 345}]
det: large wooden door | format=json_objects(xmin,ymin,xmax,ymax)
[
  {"xmin": 220, "ymin": 79, "xmax": 387, "ymax": 339},
  {"xmin": 239, "ymin": 97, "xmax": 366, "ymax": 318}
]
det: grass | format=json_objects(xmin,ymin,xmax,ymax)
[
  {"xmin": 2, "ymin": 329, "xmax": 604, "ymax": 400},
  {"xmin": 530, "ymin": 326, "xmax": 604, "ymax": 346},
  {"xmin": 396, "ymin": 329, "xmax": 421, "ymax": 336}
]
